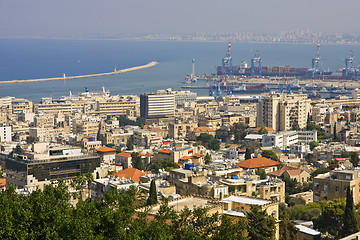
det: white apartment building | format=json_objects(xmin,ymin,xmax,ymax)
[{"xmin": 0, "ymin": 126, "xmax": 12, "ymax": 142}]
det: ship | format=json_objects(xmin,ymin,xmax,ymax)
[{"xmin": 232, "ymin": 84, "xmax": 270, "ymax": 94}]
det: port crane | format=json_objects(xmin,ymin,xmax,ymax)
[
  {"xmin": 222, "ymin": 42, "xmax": 233, "ymax": 75},
  {"xmin": 306, "ymin": 42, "xmax": 321, "ymax": 78},
  {"xmin": 343, "ymin": 51, "xmax": 359, "ymax": 78},
  {"xmin": 251, "ymin": 51, "xmax": 262, "ymax": 76}
]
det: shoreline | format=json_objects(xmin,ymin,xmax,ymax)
[{"xmin": 0, "ymin": 61, "xmax": 159, "ymax": 85}]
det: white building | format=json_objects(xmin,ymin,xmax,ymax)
[
  {"xmin": 140, "ymin": 89, "xmax": 175, "ymax": 119},
  {"xmin": 262, "ymin": 131, "xmax": 298, "ymax": 150},
  {"xmin": 0, "ymin": 126, "xmax": 12, "ymax": 142}
]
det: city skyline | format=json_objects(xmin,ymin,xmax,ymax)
[{"xmin": 1, "ymin": 0, "xmax": 360, "ymax": 38}]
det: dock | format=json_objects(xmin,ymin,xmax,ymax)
[{"xmin": 0, "ymin": 61, "xmax": 159, "ymax": 85}]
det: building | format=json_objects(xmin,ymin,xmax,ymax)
[
  {"xmin": 270, "ymin": 166, "xmax": 311, "ymax": 184},
  {"xmin": 257, "ymin": 93, "xmax": 311, "ymax": 131},
  {"xmin": 94, "ymin": 146, "xmax": 117, "ymax": 163},
  {"xmin": 236, "ymin": 157, "xmax": 280, "ymax": 174},
  {"xmin": 140, "ymin": 89, "xmax": 175, "ymax": 119},
  {"xmin": 220, "ymin": 195, "xmax": 280, "ymax": 240},
  {"xmin": 6, "ymin": 146, "xmax": 101, "ymax": 191},
  {"xmin": 313, "ymin": 169, "xmax": 360, "ymax": 203},
  {"xmin": 0, "ymin": 126, "xmax": 12, "ymax": 142}
]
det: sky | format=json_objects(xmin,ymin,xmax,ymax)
[{"xmin": 1, "ymin": 0, "xmax": 359, "ymax": 36}]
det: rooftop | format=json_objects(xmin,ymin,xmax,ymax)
[
  {"xmin": 220, "ymin": 195, "xmax": 272, "ymax": 206},
  {"xmin": 236, "ymin": 157, "xmax": 280, "ymax": 169}
]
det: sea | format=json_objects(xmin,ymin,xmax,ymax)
[{"xmin": 0, "ymin": 39, "xmax": 359, "ymax": 103}]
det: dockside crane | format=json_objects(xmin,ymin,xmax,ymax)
[
  {"xmin": 222, "ymin": 42, "xmax": 233, "ymax": 75},
  {"xmin": 251, "ymin": 51, "xmax": 262, "ymax": 76},
  {"xmin": 307, "ymin": 42, "xmax": 321, "ymax": 78},
  {"xmin": 343, "ymin": 51, "xmax": 359, "ymax": 78}
]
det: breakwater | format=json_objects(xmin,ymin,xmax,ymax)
[{"xmin": 0, "ymin": 61, "xmax": 159, "ymax": 85}]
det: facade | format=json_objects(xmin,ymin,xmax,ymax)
[
  {"xmin": 257, "ymin": 93, "xmax": 311, "ymax": 131},
  {"xmin": 220, "ymin": 195, "xmax": 280, "ymax": 240},
  {"xmin": 313, "ymin": 169, "xmax": 360, "ymax": 203},
  {"xmin": 0, "ymin": 126, "xmax": 12, "ymax": 142},
  {"xmin": 6, "ymin": 147, "xmax": 101, "ymax": 191},
  {"xmin": 140, "ymin": 89, "xmax": 175, "ymax": 119}
]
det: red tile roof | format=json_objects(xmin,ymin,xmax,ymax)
[
  {"xmin": 116, "ymin": 152, "xmax": 132, "ymax": 158},
  {"xmin": 193, "ymin": 127, "xmax": 214, "ymax": 133},
  {"xmin": 158, "ymin": 149, "xmax": 171, "ymax": 154},
  {"xmin": 95, "ymin": 146, "xmax": 116, "ymax": 152},
  {"xmin": 111, "ymin": 168, "xmax": 151, "ymax": 182},
  {"xmin": 252, "ymin": 126, "xmax": 276, "ymax": 132},
  {"xmin": 193, "ymin": 153, "xmax": 203, "ymax": 157},
  {"xmin": 0, "ymin": 178, "xmax": 5, "ymax": 187},
  {"xmin": 236, "ymin": 157, "xmax": 280, "ymax": 169},
  {"xmin": 180, "ymin": 156, "xmax": 193, "ymax": 160},
  {"xmin": 238, "ymin": 149, "xmax": 246, "ymax": 153}
]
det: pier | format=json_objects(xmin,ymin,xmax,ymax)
[{"xmin": 0, "ymin": 61, "xmax": 159, "ymax": 85}]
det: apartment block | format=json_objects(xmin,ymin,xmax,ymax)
[{"xmin": 257, "ymin": 93, "xmax": 310, "ymax": 131}]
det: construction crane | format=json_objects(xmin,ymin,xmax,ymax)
[
  {"xmin": 222, "ymin": 42, "xmax": 233, "ymax": 75},
  {"xmin": 251, "ymin": 51, "xmax": 262, "ymax": 76}
]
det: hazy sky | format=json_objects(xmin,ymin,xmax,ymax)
[{"xmin": 1, "ymin": 0, "xmax": 359, "ymax": 36}]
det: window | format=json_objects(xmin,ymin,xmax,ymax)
[{"xmin": 336, "ymin": 186, "xmax": 339, "ymax": 192}]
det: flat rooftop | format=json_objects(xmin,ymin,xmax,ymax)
[
  {"xmin": 147, "ymin": 196, "xmax": 217, "ymax": 214},
  {"xmin": 220, "ymin": 195, "xmax": 272, "ymax": 206}
]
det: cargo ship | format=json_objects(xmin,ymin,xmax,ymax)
[{"xmin": 232, "ymin": 84, "xmax": 270, "ymax": 94}]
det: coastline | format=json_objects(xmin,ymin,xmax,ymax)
[{"xmin": 0, "ymin": 61, "xmax": 159, "ymax": 85}]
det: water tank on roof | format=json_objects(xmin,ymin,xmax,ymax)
[{"xmin": 185, "ymin": 163, "xmax": 194, "ymax": 170}]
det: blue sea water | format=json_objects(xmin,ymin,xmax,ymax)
[{"xmin": 0, "ymin": 39, "xmax": 359, "ymax": 102}]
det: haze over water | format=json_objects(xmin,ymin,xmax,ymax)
[{"xmin": 0, "ymin": 39, "xmax": 359, "ymax": 102}]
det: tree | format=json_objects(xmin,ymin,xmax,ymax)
[
  {"xmin": 196, "ymin": 133, "xmax": 220, "ymax": 151},
  {"xmin": 26, "ymin": 136, "xmax": 36, "ymax": 144},
  {"xmin": 279, "ymin": 210, "xmax": 298, "ymax": 240},
  {"xmin": 126, "ymin": 141, "xmax": 134, "ymax": 150},
  {"xmin": 343, "ymin": 187, "xmax": 359, "ymax": 237},
  {"xmin": 309, "ymin": 141, "xmax": 319, "ymax": 151},
  {"xmin": 148, "ymin": 158, "xmax": 178, "ymax": 173},
  {"xmin": 257, "ymin": 125, "xmax": 268, "ymax": 135},
  {"xmin": 247, "ymin": 206, "xmax": 276, "ymax": 240},
  {"xmin": 313, "ymin": 199, "xmax": 346, "ymax": 238},
  {"xmin": 245, "ymin": 147, "xmax": 254, "ymax": 160},
  {"xmin": 14, "ymin": 144, "xmax": 24, "ymax": 155},
  {"xmin": 131, "ymin": 152, "xmax": 144, "ymax": 170},
  {"xmin": 230, "ymin": 122, "xmax": 247, "ymax": 143},
  {"xmin": 261, "ymin": 150, "xmax": 279, "ymax": 161},
  {"xmin": 146, "ymin": 180, "xmax": 158, "ymax": 206},
  {"xmin": 204, "ymin": 153, "xmax": 212, "ymax": 164}
]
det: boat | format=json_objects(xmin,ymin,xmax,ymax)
[{"xmin": 232, "ymin": 84, "xmax": 270, "ymax": 94}]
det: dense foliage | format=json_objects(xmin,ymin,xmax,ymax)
[
  {"xmin": 261, "ymin": 150, "xmax": 279, "ymax": 161},
  {"xmin": 0, "ymin": 185, "xmax": 279, "ymax": 240},
  {"xmin": 148, "ymin": 158, "xmax": 178, "ymax": 173},
  {"xmin": 131, "ymin": 152, "xmax": 145, "ymax": 170},
  {"xmin": 117, "ymin": 116, "xmax": 145, "ymax": 127},
  {"xmin": 230, "ymin": 122, "xmax": 247, "ymax": 143},
  {"xmin": 196, "ymin": 133, "xmax": 220, "ymax": 151}
]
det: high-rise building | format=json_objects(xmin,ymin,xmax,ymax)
[
  {"xmin": 140, "ymin": 89, "xmax": 175, "ymax": 119},
  {"xmin": 257, "ymin": 93, "xmax": 311, "ymax": 131}
]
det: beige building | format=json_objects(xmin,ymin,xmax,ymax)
[
  {"xmin": 257, "ymin": 93, "xmax": 311, "ymax": 131},
  {"xmin": 313, "ymin": 169, "xmax": 360, "ymax": 203},
  {"xmin": 220, "ymin": 195, "xmax": 280, "ymax": 240},
  {"xmin": 95, "ymin": 95, "xmax": 139, "ymax": 117}
]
